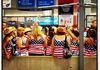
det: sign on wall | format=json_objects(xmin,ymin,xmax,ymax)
[
  {"xmin": 17, "ymin": 0, "xmax": 35, "ymax": 8},
  {"xmin": 43, "ymin": 10, "xmax": 52, "ymax": 16},
  {"xmin": 17, "ymin": 0, "xmax": 55, "ymax": 8},
  {"xmin": 3, "ymin": 0, "xmax": 11, "ymax": 8},
  {"xmin": 36, "ymin": 0, "xmax": 55, "ymax": 7},
  {"xmin": 26, "ymin": 17, "xmax": 34, "ymax": 22},
  {"xmin": 59, "ymin": 15, "xmax": 73, "ymax": 27},
  {"xmin": 59, "ymin": 6, "xmax": 73, "ymax": 14}
]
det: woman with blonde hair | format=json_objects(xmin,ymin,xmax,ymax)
[{"xmin": 26, "ymin": 26, "xmax": 46, "ymax": 55}]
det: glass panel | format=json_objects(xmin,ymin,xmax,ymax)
[
  {"xmin": 84, "ymin": 0, "xmax": 96, "ymax": 3},
  {"xmin": 91, "ymin": 0, "xmax": 96, "ymax": 3},
  {"xmin": 84, "ymin": 7, "xmax": 97, "ymax": 70}
]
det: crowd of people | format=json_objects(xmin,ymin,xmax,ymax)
[{"xmin": 3, "ymin": 20, "xmax": 97, "ymax": 59}]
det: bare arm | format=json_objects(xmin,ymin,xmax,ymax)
[
  {"xmin": 43, "ymin": 36, "xmax": 47, "ymax": 48},
  {"xmin": 3, "ymin": 38, "xmax": 10, "ymax": 53},
  {"xmin": 3, "ymin": 37, "xmax": 12, "ymax": 59},
  {"xmin": 67, "ymin": 27, "xmax": 77, "ymax": 40},
  {"xmin": 16, "ymin": 38, "xmax": 25, "ymax": 49},
  {"xmin": 26, "ymin": 37, "xmax": 29, "ymax": 48},
  {"xmin": 83, "ymin": 37, "xmax": 86, "ymax": 45},
  {"xmin": 66, "ymin": 35, "xmax": 71, "ymax": 46}
]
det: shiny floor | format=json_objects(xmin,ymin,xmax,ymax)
[{"xmin": 3, "ymin": 56, "xmax": 96, "ymax": 70}]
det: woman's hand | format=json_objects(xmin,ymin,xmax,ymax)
[{"xmin": 5, "ymin": 51, "xmax": 10, "ymax": 60}]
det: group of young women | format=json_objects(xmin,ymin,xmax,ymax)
[{"xmin": 3, "ymin": 20, "xmax": 97, "ymax": 59}]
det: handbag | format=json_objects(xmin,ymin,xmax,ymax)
[{"xmin": 63, "ymin": 35, "xmax": 72, "ymax": 59}]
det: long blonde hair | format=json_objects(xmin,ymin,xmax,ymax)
[{"xmin": 32, "ymin": 26, "xmax": 42, "ymax": 40}]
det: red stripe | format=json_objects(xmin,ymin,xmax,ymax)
[
  {"xmin": 84, "ymin": 49, "xmax": 96, "ymax": 56},
  {"xmin": 28, "ymin": 45, "xmax": 45, "ymax": 54},
  {"xmin": 46, "ymin": 47, "xmax": 52, "ymax": 55},
  {"xmin": 53, "ymin": 47, "xmax": 64, "ymax": 58}
]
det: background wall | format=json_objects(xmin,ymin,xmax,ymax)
[{"xmin": 3, "ymin": 0, "xmax": 58, "ymax": 17}]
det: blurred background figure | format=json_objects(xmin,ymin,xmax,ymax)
[
  {"xmin": 91, "ymin": 20, "xmax": 97, "ymax": 30},
  {"xmin": 84, "ymin": 27, "xmax": 90, "ymax": 37},
  {"xmin": 44, "ymin": 27, "xmax": 49, "ymax": 46},
  {"xmin": 44, "ymin": 27, "xmax": 52, "ymax": 55},
  {"xmin": 3, "ymin": 22, "xmax": 8, "ymax": 40},
  {"xmin": 49, "ymin": 26, "xmax": 56, "ymax": 42},
  {"xmin": 44, "ymin": 27, "xmax": 49, "ymax": 36},
  {"xmin": 3, "ymin": 22, "xmax": 7, "ymax": 32},
  {"xmin": 90, "ymin": 20, "xmax": 97, "ymax": 40}
]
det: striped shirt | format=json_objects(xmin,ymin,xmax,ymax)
[
  {"xmin": 70, "ymin": 39, "xmax": 79, "ymax": 56},
  {"xmin": 28, "ymin": 38, "xmax": 45, "ymax": 55},
  {"xmin": 53, "ymin": 36, "xmax": 66, "ymax": 58},
  {"xmin": 84, "ymin": 38, "xmax": 96, "ymax": 56}
]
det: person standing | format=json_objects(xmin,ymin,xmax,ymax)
[
  {"xmin": 26, "ymin": 26, "xmax": 46, "ymax": 55},
  {"xmin": 51, "ymin": 27, "xmax": 69, "ymax": 58},
  {"xmin": 16, "ymin": 27, "xmax": 28, "ymax": 56},
  {"xmin": 84, "ymin": 29, "xmax": 97, "ymax": 56},
  {"xmin": 3, "ymin": 27, "xmax": 17, "ymax": 59}
]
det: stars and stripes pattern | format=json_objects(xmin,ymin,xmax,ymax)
[
  {"xmin": 84, "ymin": 45, "xmax": 96, "ymax": 56},
  {"xmin": 29, "ymin": 39, "xmax": 44, "ymax": 45},
  {"xmin": 54, "ymin": 39, "xmax": 65, "ymax": 46},
  {"xmin": 45, "ymin": 46, "xmax": 52, "ymax": 55},
  {"xmin": 53, "ymin": 37, "xmax": 65, "ymax": 58},
  {"xmin": 70, "ymin": 39, "xmax": 79, "ymax": 47},
  {"xmin": 6, "ymin": 47, "xmax": 12, "ymax": 56},
  {"xmin": 53, "ymin": 46, "xmax": 64, "ymax": 58},
  {"xmin": 84, "ymin": 48, "xmax": 96, "ymax": 56},
  {"xmin": 84, "ymin": 39, "xmax": 97, "ymax": 56},
  {"xmin": 28, "ymin": 39, "xmax": 45, "ymax": 55},
  {"xmin": 70, "ymin": 39, "xmax": 79, "ymax": 56},
  {"xmin": 28, "ymin": 44, "xmax": 45, "ymax": 55},
  {"xmin": 71, "ymin": 45, "xmax": 79, "ymax": 56},
  {"xmin": 6, "ymin": 37, "xmax": 17, "ymax": 56}
]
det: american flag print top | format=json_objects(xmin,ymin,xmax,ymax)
[
  {"xmin": 28, "ymin": 38, "xmax": 45, "ymax": 55},
  {"xmin": 6, "ymin": 37, "xmax": 17, "ymax": 56},
  {"xmin": 70, "ymin": 39, "xmax": 79, "ymax": 56},
  {"xmin": 84, "ymin": 38, "xmax": 97, "ymax": 56},
  {"xmin": 45, "ymin": 46, "xmax": 52, "ymax": 55},
  {"xmin": 45, "ymin": 37, "xmax": 52, "ymax": 55},
  {"xmin": 53, "ymin": 36, "xmax": 66, "ymax": 58}
]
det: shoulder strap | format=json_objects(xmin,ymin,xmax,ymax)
[{"xmin": 64, "ymin": 35, "xmax": 69, "ymax": 49}]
